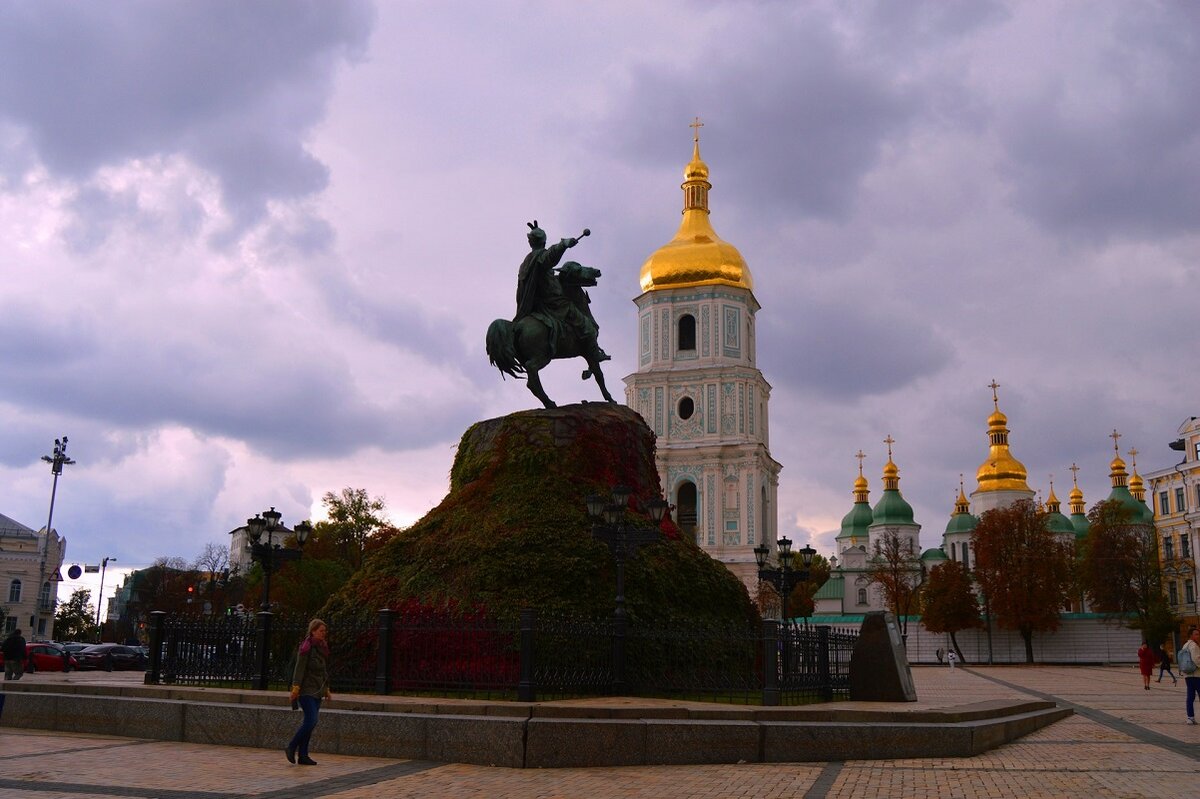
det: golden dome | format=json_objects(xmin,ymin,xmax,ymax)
[
  {"xmin": 975, "ymin": 383, "xmax": 1031, "ymax": 493},
  {"xmin": 639, "ymin": 128, "xmax": 753, "ymax": 293}
]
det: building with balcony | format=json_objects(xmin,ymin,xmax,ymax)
[{"xmin": 1145, "ymin": 417, "xmax": 1200, "ymax": 641}]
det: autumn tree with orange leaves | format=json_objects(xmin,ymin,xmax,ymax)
[{"xmin": 971, "ymin": 500, "xmax": 1073, "ymax": 663}]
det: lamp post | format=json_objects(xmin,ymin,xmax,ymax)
[
  {"xmin": 585, "ymin": 485, "xmax": 668, "ymax": 694},
  {"xmin": 245, "ymin": 507, "xmax": 311, "ymax": 690},
  {"xmin": 753, "ymin": 537, "xmax": 816, "ymax": 624},
  {"xmin": 94, "ymin": 556, "xmax": 116, "ymax": 637},
  {"xmin": 40, "ymin": 437, "xmax": 75, "ymax": 632}
]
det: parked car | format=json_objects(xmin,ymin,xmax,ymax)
[
  {"xmin": 73, "ymin": 643, "xmax": 147, "ymax": 672},
  {"xmin": 0, "ymin": 642, "xmax": 79, "ymax": 673}
]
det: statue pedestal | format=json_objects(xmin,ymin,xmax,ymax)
[{"xmin": 849, "ymin": 611, "xmax": 917, "ymax": 701}]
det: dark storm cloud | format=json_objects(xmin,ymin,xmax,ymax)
[
  {"xmin": 604, "ymin": 6, "xmax": 917, "ymax": 221},
  {"xmin": 761, "ymin": 298, "xmax": 954, "ymax": 399},
  {"xmin": 0, "ymin": 302, "xmax": 477, "ymax": 461},
  {"xmin": 998, "ymin": 4, "xmax": 1200, "ymax": 240},
  {"xmin": 0, "ymin": 0, "xmax": 373, "ymax": 235}
]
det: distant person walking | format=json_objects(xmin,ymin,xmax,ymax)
[
  {"xmin": 1182, "ymin": 628, "xmax": 1200, "ymax": 725},
  {"xmin": 1138, "ymin": 642, "xmax": 1156, "ymax": 690},
  {"xmin": 936, "ymin": 647, "xmax": 945, "ymax": 664},
  {"xmin": 2, "ymin": 629, "xmax": 26, "ymax": 680},
  {"xmin": 1157, "ymin": 644, "xmax": 1178, "ymax": 685},
  {"xmin": 286, "ymin": 619, "xmax": 332, "ymax": 766},
  {"xmin": 946, "ymin": 650, "xmax": 958, "ymax": 670}
]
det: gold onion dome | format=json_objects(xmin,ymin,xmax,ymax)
[
  {"xmin": 975, "ymin": 382, "xmax": 1031, "ymax": 493},
  {"xmin": 838, "ymin": 452, "xmax": 873, "ymax": 542},
  {"xmin": 639, "ymin": 121, "xmax": 753, "ymax": 293}
]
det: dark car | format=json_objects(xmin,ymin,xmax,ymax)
[
  {"xmin": 0, "ymin": 642, "xmax": 78, "ymax": 673},
  {"xmin": 74, "ymin": 643, "xmax": 147, "ymax": 672}
]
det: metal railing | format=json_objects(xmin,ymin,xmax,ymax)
[{"xmin": 145, "ymin": 608, "xmax": 857, "ymax": 705}]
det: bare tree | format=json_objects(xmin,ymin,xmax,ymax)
[{"xmin": 865, "ymin": 530, "xmax": 925, "ymax": 639}]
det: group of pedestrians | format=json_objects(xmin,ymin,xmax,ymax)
[
  {"xmin": 1137, "ymin": 641, "xmax": 1178, "ymax": 689},
  {"xmin": 1138, "ymin": 628, "xmax": 1200, "ymax": 725}
]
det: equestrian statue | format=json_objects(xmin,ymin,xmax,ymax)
[{"xmin": 486, "ymin": 220, "xmax": 616, "ymax": 408}]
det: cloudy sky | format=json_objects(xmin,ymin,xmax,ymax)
[{"xmin": 3, "ymin": 1, "xmax": 1198, "ymax": 612}]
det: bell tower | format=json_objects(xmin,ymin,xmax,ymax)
[{"xmin": 624, "ymin": 121, "xmax": 781, "ymax": 592}]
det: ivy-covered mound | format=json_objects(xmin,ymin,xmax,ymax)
[{"xmin": 321, "ymin": 403, "xmax": 756, "ymax": 627}]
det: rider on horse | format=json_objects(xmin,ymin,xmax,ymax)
[{"xmin": 515, "ymin": 221, "xmax": 610, "ymax": 363}]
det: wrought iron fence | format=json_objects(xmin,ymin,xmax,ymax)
[{"xmin": 145, "ymin": 609, "xmax": 857, "ymax": 705}]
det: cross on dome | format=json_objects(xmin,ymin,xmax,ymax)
[
  {"xmin": 988, "ymin": 379, "xmax": 1001, "ymax": 408},
  {"xmin": 1069, "ymin": 462, "xmax": 1081, "ymax": 485},
  {"xmin": 855, "ymin": 449, "xmax": 866, "ymax": 475},
  {"xmin": 883, "ymin": 435, "xmax": 895, "ymax": 459},
  {"xmin": 690, "ymin": 116, "xmax": 704, "ymax": 143},
  {"xmin": 1110, "ymin": 429, "xmax": 1122, "ymax": 452}
]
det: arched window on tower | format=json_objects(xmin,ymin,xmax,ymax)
[
  {"xmin": 676, "ymin": 481, "xmax": 698, "ymax": 544},
  {"xmin": 677, "ymin": 314, "xmax": 696, "ymax": 352}
]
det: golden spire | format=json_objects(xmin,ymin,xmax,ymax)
[
  {"xmin": 853, "ymin": 449, "xmax": 869, "ymax": 502},
  {"xmin": 639, "ymin": 120, "xmax": 753, "ymax": 293},
  {"xmin": 1046, "ymin": 476, "xmax": 1062, "ymax": 513},
  {"xmin": 882, "ymin": 435, "xmax": 900, "ymax": 491},
  {"xmin": 1128, "ymin": 447, "xmax": 1146, "ymax": 500},
  {"xmin": 975, "ymin": 380, "xmax": 1031, "ymax": 493},
  {"xmin": 1068, "ymin": 462, "xmax": 1086, "ymax": 515},
  {"xmin": 1109, "ymin": 429, "xmax": 1128, "ymax": 487},
  {"xmin": 954, "ymin": 474, "xmax": 971, "ymax": 515}
]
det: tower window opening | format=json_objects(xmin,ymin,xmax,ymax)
[
  {"xmin": 678, "ymin": 314, "xmax": 696, "ymax": 351},
  {"xmin": 678, "ymin": 396, "xmax": 695, "ymax": 420},
  {"xmin": 676, "ymin": 482, "xmax": 698, "ymax": 543}
]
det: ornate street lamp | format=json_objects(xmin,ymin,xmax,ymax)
[
  {"xmin": 246, "ymin": 508, "xmax": 311, "ymax": 613},
  {"xmin": 585, "ymin": 485, "xmax": 668, "ymax": 694},
  {"xmin": 754, "ymin": 536, "xmax": 816, "ymax": 623}
]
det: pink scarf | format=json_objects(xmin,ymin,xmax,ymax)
[{"xmin": 299, "ymin": 635, "xmax": 329, "ymax": 658}]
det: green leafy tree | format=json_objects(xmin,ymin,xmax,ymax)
[
  {"xmin": 972, "ymin": 500, "xmax": 1073, "ymax": 663},
  {"xmin": 866, "ymin": 530, "xmax": 926, "ymax": 639},
  {"xmin": 54, "ymin": 588, "xmax": 98, "ymax": 641},
  {"xmin": 321, "ymin": 488, "xmax": 388, "ymax": 569},
  {"xmin": 920, "ymin": 560, "xmax": 982, "ymax": 662},
  {"xmin": 1079, "ymin": 499, "xmax": 1177, "ymax": 645}
]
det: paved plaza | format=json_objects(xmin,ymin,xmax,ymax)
[{"xmin": 1, "ymin": 664, "xmax": 1197, "ymax": 798}]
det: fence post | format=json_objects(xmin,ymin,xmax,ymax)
[
  {"xmin": 762, "ymin": 618, "xmax": 780, "ymax": 706},
  {"xmin": 817, "ymin": 625, "xmax": 832, "ymax": 701},
  {"xmin": 255, "ymin": 611, "xmax": 273, "ymax": 691},
  {"xmin": 518, "ymin": 608, "xmax": 535, "ymax": 702},
  {"xmin": 145, "ymin": 611, "xmax": 166, "ymax": 685},
  {"xmin": 375, "ymin": 608, "xmax": 394, "ymax": 695}
]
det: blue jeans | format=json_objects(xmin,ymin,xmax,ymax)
[
  {"xmin": 288, "ymin": 695, "xmax": 322, "ymax": 758},
  {"xmin": 1186, "ymin": 676, "xmax": 1200, "ymax": 720}
]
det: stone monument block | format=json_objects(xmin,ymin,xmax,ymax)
[{"xmin": 848, "ymin": 611, "xmax": 917, "ymax": 701}]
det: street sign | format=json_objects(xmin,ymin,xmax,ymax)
[{"xmin": 84, "ymin": 565, "xmax": 100, "ymax": 573}]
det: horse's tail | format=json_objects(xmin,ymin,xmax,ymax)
[{"xmin": 486, "ymin": 319, "xmax": 525, "ymax": 380}]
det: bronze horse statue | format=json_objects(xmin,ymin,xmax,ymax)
[{"xmin": 486, "ymin": 262, "xmax": 617, "ymax": 408}]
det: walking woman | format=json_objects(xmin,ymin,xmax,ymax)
[
  {"xmin": 286, "ymin": 619, "xmax": 332, "ymax": 766},
  {"xmin": 1157, "ymin": 643, "xmax": 1178, "ymax": 685},
  {"xmin": 1137, "ymin": 641, "xmax": 1156, "ymax": 690}
]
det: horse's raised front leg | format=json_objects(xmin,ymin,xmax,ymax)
[{"xmin": 524, "ymin": 355, "xmax": 556, "ymax": 408}]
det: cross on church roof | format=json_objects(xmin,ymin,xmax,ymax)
[
  {"xmin": 855, "ymin": 449, "xmax": 866, "ymax": 475},
  {"xmin": 883, "ymin": 435, "xmax": 895, "ymax": 459},
  {"xmin": 1110, "ymin": 429, "xmax": 1122, "ymax": 452},
  {"xmin": 690, "ymin": 116, "xmax": 704, "ymax": 143},
  {"xmin": 1128, "ymin": 447, "xmax": 1139, "ymax": 465},
  {"xmin": 988, "ymin": 379, "xmax": 1001, "ymax": 407},
  {"xmin": 1069, "ymin": 462, "xmax": 1080, "ymax": 485}
]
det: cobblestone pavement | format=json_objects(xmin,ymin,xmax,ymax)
[{"xmin": 2, "ymin": 664, "xmax": 1196, "ymax": 798}]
